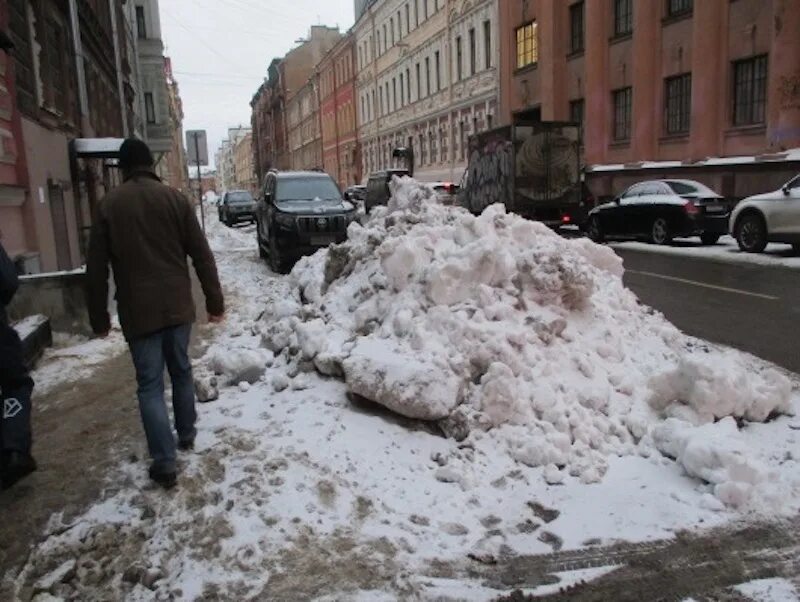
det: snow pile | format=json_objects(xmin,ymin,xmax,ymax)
[{"xmin": 255, "ymin": 178, "xmax": 792, "ymax": 504}]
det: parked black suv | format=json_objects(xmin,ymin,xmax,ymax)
[
  {"xmin": 365, "ymin": 169, "xmax": 410, "ymax": 212},
  {"xmin": 219, "ymin": 190, "xmax": 256, "ymax": 226},
  {"xmin": 256, "ymin": 171, "xmax": 357, "ymax": 273}
]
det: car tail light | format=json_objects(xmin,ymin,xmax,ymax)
[
  {"xmin": 562, "ymin": 214, "xmax": 572, "ymax": 224},
  {"xmin": 683, "ymin": 201, "xmax": 700, "ymax": 215}
]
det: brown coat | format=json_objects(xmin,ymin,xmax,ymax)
[{"xmin": 87, "ymin": 170, "xmax": 224, "ymax": 340}]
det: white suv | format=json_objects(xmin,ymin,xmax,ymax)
[{"xmin": 730, "ymin": 175, "xmax": 800, "ymax": 254}]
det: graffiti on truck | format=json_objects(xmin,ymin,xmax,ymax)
[
  {"xmin": 515, "ymin": 126, "xmax": 580, "ymax": 204},
  {"xmin": 464, "ymin": 129, "xmax": 513, "ymax": 214}
]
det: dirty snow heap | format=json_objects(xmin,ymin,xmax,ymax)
[{"xmin": 259, "ymin": 178, "xmax": 793, "ymax": 508}]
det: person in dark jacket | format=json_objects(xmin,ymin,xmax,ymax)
[
  {"xmin": 0, "ymin": 235, "xmax": 37, "ymax": 490},
  {"xmin": 87, "ymin": 139, "xmax": 224, "ymax": 489}
]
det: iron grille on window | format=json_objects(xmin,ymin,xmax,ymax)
[
  {"xmin": 667, "ymin": 0, "xmax": 693, "ymax": 17},
  {"xmin": 733, "ymin": 55, "xmax": 768, "ymax": 126},
  {"xmin": 570, "ymin": 2, "xmax": 585, "ymax": 54},
  {"xmin": 665, "ymin": 73, "xmax": 691, "ymax": 134},
  {"xmin": 515, "ymin": 22, "xmax": 538, "ymax": 69},
  {"xmin": 612, "ymin": 87, "xmax": 632, "ymax": 141},
  {"xmin": 614, "ymin": 0, "xmax": 632, "ymax": 36}
]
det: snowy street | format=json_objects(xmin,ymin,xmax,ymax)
[{"xmin": 2, "ymin": 182, "xmax": 799, "ymax": 601}]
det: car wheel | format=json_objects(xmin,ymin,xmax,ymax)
[
  {"xmin": 587, "ymin": 216, "xmax": 604, "ymax": 243},
  {"xmin": 700, "ymin": 233, "xmax": 720, "ymax": 245},
  {"xmin": 268, "ymin": 235, "xmax": 287, "ymax": 274},
  {"xmin": 650, "ymin": 218, "xmax": 671, "ymax": 245},
  {"xmin": 736, "ymin": 213, "xmax": 768, "ymax": 253}
]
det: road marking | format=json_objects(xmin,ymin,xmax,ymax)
[{"xmin": 626, "ymin": 270, "xmax": 779, "ymax": 300}]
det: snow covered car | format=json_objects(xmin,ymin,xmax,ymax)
[
  {"xmin": 256, "ymin": 171, "xmax": 358, "ymax": 273},
  {"xmin": 729, "ymin": 174, "xmax": 800, "ymax": 254},
  {"xmin": 586, "ymin": 179, "xmax": 730, "ymax": 245}
]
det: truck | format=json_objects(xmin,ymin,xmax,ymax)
[{"xmin": 459, "ymin": 120, "xmax": 588, "ymax": 228}]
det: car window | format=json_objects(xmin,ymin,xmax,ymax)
[
  {"xmin": 228, "ymin": 191, "xmax": 253, "ymax": 204},
  {"xmin": 277, "ymin": 177, "xmax": 341, "ymax": 201},
  {"xmin": 622, "ymin": 184, "xmax": 644, "ymax": 198},
  {"xmin": 666, "ymin": 181, "xmax": 699, "ymax": 195},
  {"xmin": 787, "ymin": 176, "xmax": 800, "ymax": 190}
]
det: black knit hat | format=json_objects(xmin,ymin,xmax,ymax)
[{"xmin": 119, "ymin": 138, "xmax": 154, "ymax": 171}]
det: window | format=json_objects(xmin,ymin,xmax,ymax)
[
  {"xmin": 400, "ymin": 73, "xmax": 405, "ymax": 105},
  {"xmin": 390, "ymin": 18, "xmax": 395, "ymax": 45},
  {"xmin": 425, "ymin": 57, "xmax": 430, "ymax": 96},
  {"xmin": 415, "ymin": 0, "xmax": 420, "ymax": 27},
  {"xmin": 406, "ymin": 4, "xmax": 411, "ymax": 33},
  {"xmin": 569, "ymin": 98, "xmax": 584, "ymax": 138},
  {"xmin": 398, "ymin": 11, "xmax": 402, "ymax": 37},
  {"xmin": 43, "ymin": 16, "xmax": 69, "ymax": 113},
  {"xmin": 469, "ymin": 28, "xmax": 476, "ymax": 76},
  {"xmin": 424, "ymin": 0, "xmax": 429, "ymax": 20},
  {"xmin": 361, "ymin": 97, "xmax": 366, "ymax": 122},
  {"xmin": 392, "ymin": 78, "xmax": 397, "ymax": 110},
  {"xmin": 383, "ymin": 25, "xmax": 388, "ymax": 51},
  {"xmin": 416, "ymin": 63, "xmax": 421, "ymax": 100},
  {"xmin": 379, "ymin": 86, "xmax": 384, "ymax": 115},
  {"xmin": 385, "ymin": 82, "xmax": 390, "ymax": 112},
  {"xmin": 430, "ymin": 130, "xmax": 437, "ymax": 164},
  {"xmin": 614, "ymin": 0, "xmax": 633, "ymax": 36},
  {"xmin": 145, "ymin": 92, "xmax": 156, "ymax": 124},
  {"xmin": 136, "ymin": 5, "xmax": 147, "ymax": 39},
  {"xmin": 733, "ymin": 55, "xmax": 767, "ymax": 126},
  {"xmin": 483, "ymin": 20, "xmax": 492, "ymax": 69},
  {"xmin": 570, "ymin": 2, "xmax": 584, "ymax": 54},
  {"xmin": 612, "ymin": 87, "xmax": 632, "ymax": 141},
  {"xmin": 435, "ymin": 51, "xmax": 441, "ymax": 91},
  {"xmin": 456, "ymin": 36, "xmax": 463, "ymax": 80},
  {"xmin": 406, "ymin": 68, "xmax": 411, "ymax": 101},
  {"xmin": 515, "ymin": 22, "xmax": 538, "ymax": 69},
  {"xmin": 664, "ymin": 73, "xmax": 691, "ymax": 134},
  {"xmin": 376, "ymin": 31, "xmax": 381, "ymax": 55},
  {"xmin": 667, "ymin": 0, "xmax": 693, "ymax": 17}
]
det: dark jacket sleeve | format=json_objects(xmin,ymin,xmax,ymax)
[
  {"xmin": 0, "ymin": 241, "xmax": 19, "ymax": 308},
  {"xmin": 86, "ymin": 201, "xmax": 112, "ymax": 334},
  {"xmin": 181, "ymin": 195, "xmax": 224, "ymax": 316}
]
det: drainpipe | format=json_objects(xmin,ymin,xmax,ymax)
[
  {"xmin": 68, "ymin": 0, "xmax": 90, "ymax": 134},
  {"xmin": 109, "ymin": 0, "xmax": 129, "ymax": 137}
]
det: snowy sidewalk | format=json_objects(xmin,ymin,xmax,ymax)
[{"xmin": 4, "ymin": 200, "xmax": 800, "ymax": 601}]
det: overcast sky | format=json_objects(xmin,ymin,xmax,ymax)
[{"xmin": 159, "ymin": 0, "xmax": 355, "ymax": 169}]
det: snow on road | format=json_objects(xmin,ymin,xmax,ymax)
[
  {"xmin": 7, "ymin": 190, "xmax": 800, "ymax": 600},
  {"xmin": 611, "ymin": 235, "xmax": 800, "ymax": 269}
]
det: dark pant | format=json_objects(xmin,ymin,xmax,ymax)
[
  {"xmin": 0, "ymin": 322, "xmax": 34, "ymax": 455},
  {"xmin": 128, "ymin": 323, "xmax": 196, "ymax": 473}
]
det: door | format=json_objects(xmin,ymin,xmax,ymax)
[
  {"xmin": 602, "ymin": 183, "xmax": 643, "ymax": 237},
  {"xmin": 49, "ymin": 181, "xmax": 72, "ymax": 271},
  {"xmin": 631, "ymin": 182, "xmax": 664, "ymax": 236},
  {"xmin": 771, "ymin": 176, "xmax": 800, "ymax": 237}
]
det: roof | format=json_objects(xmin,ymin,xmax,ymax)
[
  {"xmin": 587, "ymin": 148, "xmax": 800, "ymax": 173},
  {"xmin": 275, "ymin": 171, "xmax": 334, "ymax": 179}
]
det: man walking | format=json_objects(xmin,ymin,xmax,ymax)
[
  {"xmin": 87, "ymin": 139, "xmax": 224, "ymax": 489},
  {"xmin": 0, "ymin": 235, "xmax": 36, "ymax": 489}
]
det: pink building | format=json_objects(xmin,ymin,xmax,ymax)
[{"xmin": 499, "ymin": 0, "xmax": 800, "ymax": 200}]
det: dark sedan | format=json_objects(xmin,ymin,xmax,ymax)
[{"xmin": 586, "ymin": 179, "xmax": 730, "ymax": 245}]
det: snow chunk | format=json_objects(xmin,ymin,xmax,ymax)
[
  {"xmin": 209, "ymin": 347, "xmax": 270, "ymax": 386},
  {"xmin": 342, "ymin": 338, "xmax": 462, "ymax": 420}
]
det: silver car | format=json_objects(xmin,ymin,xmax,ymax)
[{"xmin": 729, "ymin": 175, "xmax": 800, "ymax": 254}]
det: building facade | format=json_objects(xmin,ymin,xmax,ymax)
[
  {"xmin": 499, "ymin": 0, "xmax": 800, "ymax": 199},
  {"xmin": 161, "ymin": 57, "xmax": 190, "ymax": 193},
  {"xmin": 4, "ymin": 0, "xmax": 132, "ymax": 272},
  {"xmin": 215, "ymin": 126, "xmax": 251, "ymax": 192},
  {"xmin": 287, "ymin": 78, "xmax": 323, "ymax": 171},
  {"xmin": 319, "ymin": 31, "xmax": 361, "ymax": 189},
  {"xmin": 233, "ymin": 131, "xmax": 256, "ymax": 193},
  {"xmin": 355, "ymin": 0, "xmax": 499, "ymax": 183}
]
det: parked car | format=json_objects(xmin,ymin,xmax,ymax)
[
  {"xmin": 256, "ymin": 171, "xmax": 358, "ymax": 273},
  {"xmin": 365, "ymin": 169, "xmax": 410, "ymax": 212},
  {"xmin": 219, "ymin": 190, "xmax": 256, "ymax": 226},
  {"xmin": 729, "ymin": 175, "xmax": 800, "ymax": 254},
  {"xmin": 428, "ymin": 182, "xmax": 460, "ymax": 206},
  {"xmin": 343, "ymin": 185, "xmax": 366, "ymax": 202},
  {"xmin": 586, "ymin": 179, "xmax": 730, "ymax": 245}
]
